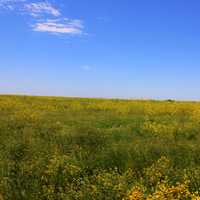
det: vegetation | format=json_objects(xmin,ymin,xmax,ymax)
[{"xmin": 0, "ymin": 95, "xmax": 200, "ymax": 200}]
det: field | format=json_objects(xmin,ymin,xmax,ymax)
[{"xmin": 0, "ymin": 95, "xmax": 200, "ymax": 199}]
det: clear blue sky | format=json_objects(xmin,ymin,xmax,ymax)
[{"xmin": 0, "ymin": 0, "xmax": 200, "ymax": 100}]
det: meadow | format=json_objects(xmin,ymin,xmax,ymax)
[{"xmin": 0, "ymin": 95, "xmax": 200, "ymax": 200}]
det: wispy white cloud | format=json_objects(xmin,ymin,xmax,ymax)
[
  {"xmin": 0, "ymin": 0, "xmax": 85, "ymax": 36},
  {"xmin": 0, "ymin": 0, "xmax": 26, "ymax": 10},
  {"xmin": 81, "ymin": 65, "xmax": 92, "ymax": 71},
  {"xmin": 24, "ymin": 2, "xmax": 60, "ymax": 17},
  {"xmin": 0, "ymin": 0, "xmax": 26, "ymax": 3},
  {"xmin": 32, "ymin": 19, "xmax": 83, "ymax": 35}
]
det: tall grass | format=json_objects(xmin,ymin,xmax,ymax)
[{"xmin": 0, "ymin": 95, "xmax": 200, "ymax": 199}]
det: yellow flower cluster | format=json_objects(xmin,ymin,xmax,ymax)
[
  {"xmin": 127, "ymin": 181, "xmax": 200, "ymax": 200},
  {"xmin": 127, "ymin": 186, "xmax": 144, "ymax": 200}
]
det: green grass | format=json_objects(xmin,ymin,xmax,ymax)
[{"xmin": 0, "ymin": 95, "xmax": 200, "ymax": 199}]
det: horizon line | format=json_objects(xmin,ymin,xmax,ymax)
[{"xmin": 0, "ymin": 93, "xmax": 199, "ymax": 102}]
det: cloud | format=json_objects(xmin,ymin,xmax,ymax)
[
  {"xmin": 81, "ymin": 65, "xmax": 92, "ymax": 71},
  {"xmin": 0, "ymin": 0, "xmax": 85, "ymax": 36},
  {"xmin": 0, "ymin": 0, "xmax": 26, "ymax": 3},
  {"xmin": 0, "ymin": 0, "xmax": 26, "ymax": 10},
  {"xmin": 32, "ymin": 19, "xmax": 83, "ymax": 35},
  {"xmin": 24, "ymin": 2, "xmax": 60, "ymax": 17}
]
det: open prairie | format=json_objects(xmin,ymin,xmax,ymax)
[{"xmin": 0, "ymin": 95, "xmax": 200, "ymax": 199}]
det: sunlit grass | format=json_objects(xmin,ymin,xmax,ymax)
[{"xmin": 0, "ymin": 95, "xmax": 200, "ymax": 199}]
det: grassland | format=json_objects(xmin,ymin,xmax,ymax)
[{"xmin": 0, "ymin": 95, "xmax": 200, "ymax": 199}]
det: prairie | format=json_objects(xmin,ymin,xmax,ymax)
[{"xmin": 0, "ymin": 95, "xmax": 200, "ymax": 199}]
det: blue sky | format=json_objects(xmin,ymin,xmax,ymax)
[{"xmin": 0, "ymin": 0, "xmax": 200, "ymax": 100}]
